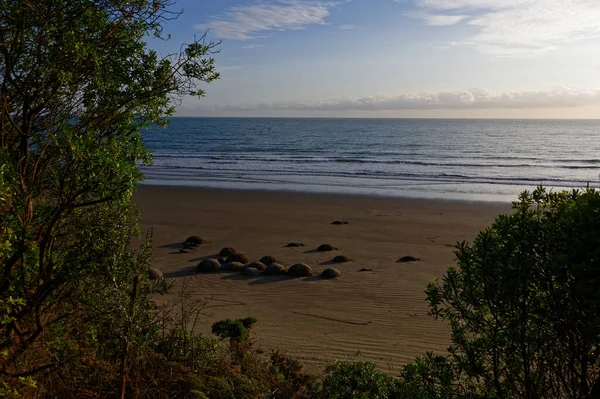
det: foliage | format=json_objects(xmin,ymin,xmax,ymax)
[
  {"xmin": 0, "ymin": 0, "xmax": 218, "ymax": 394},
  {"xmin": 212, "ymin": 317, "xmax": 258, "ymax": 343},
  {"xmin": 426, "ymin": 187, "xmax": 600, "ymax": 398},
  {"xmin": 154, "ymin": 281, "xmax": 219, "ymax": 371},
  {"xmin": 318, "ymin": 360, "xmax": 399, "ymax": 399},
  {"xmin": 268, "ymin": 350, "xmax": 316, "ymax": 398}
]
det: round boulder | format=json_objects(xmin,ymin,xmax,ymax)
[
  {"xmin": 242, "ymin": 267, "xmax": 262, "ymax": 277},
  {"xmin": 259, "ymin": 255, "xmax": 278, "ymax": 265},
  {"xmin": 284, "ymin": 242, "xmax": 304, "ymax": 247},
  {"xmin": 196, "ymin": 258, "xmax": 221, "ymax": 273},
  {"xmin": 397, "ymin": 256, "xmax": 420, "ymax": 263},
  {"xmin": 321, "ymin": 268, "xmax": 342, "ymax": 279},
  {"xmin": 263, "ymin": 263, "xmax": 286, "ymax": 276},
  {"xmin": 148, "ymin": 268, "xmax": 164, "ymax": 280},
  {"xmin": 184, "ymin": 236, "xmax": 203, "ymax": 247},
  {"xmin": 332, "ymin": 255, "xmax": 350, "ymax": 263},
  {"xmin": 221, "ymin": 262, "xmax": 245, "ymax": 272},
  {"xmin": 318, "ymin": 244, "xmax": 337, "ymax": 252},
  {"xmin": 287, "ymin": 263, "xmax": 315, "ymax": 277},
  {"xmin": 226, "ymin": 253, "xmax": 249, "ymax": 264},
  {"xmin": 219, "ymin": 247, "xmax": 237, "ymax": 257},
  {"xmin": 246, "ymin": 261, "xmax": 266, "ymax": 271}
]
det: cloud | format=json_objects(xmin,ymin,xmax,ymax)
[
  {"xmin": 199, "ymin": 87, "xmax": 600, "ymax": 112},
  {"xmin": 410, "ymin": 0, "xmax": 600, "ymax": 55},
  {"xmin": 339, "ymin": 24, "xmax": 356, "ymax": 29},
  {"xmin": 407, "ymin": 11, "xmax": 467, "ymax": 26},
  {"xmin": 195, "ymin": 1, "xmax": 333, "ymax": 40},
  {"xmin": 241, "ymin": 44, "xmax": 264, "ymax": 49}
]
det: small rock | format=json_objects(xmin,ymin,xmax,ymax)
[
  {"xmin": 321, "ymin": 268, "xmax": 342, "ymax": 279},
  {"xmin": 196, "ymin": 258, "xmax": 221, "ymax": 273},
  {"xmin": 184, "ymin": 236, "xmax": 203, "ymax": 247},
  {"xmin": 284, "ymin": 242, "xmax": 305, "ymax": 247},
  {"xmin": 318, "ymin": 244, "xmax": 337, "ymax": 252},
  {"xmin": 263, "ymin": 263, "xmax": 286, "ymax": 276},
  {"xmin": 331, "ymin": 221, "xmax": 349, "ymax": 225},
  {"xmin": 259, "ymin": 255, "xmax": 278, "ymax": 265},
  {"xmin": 148, "ymin": 268, "xmax": 164, "ymax": 280},
  {"xmin": 358, "ymin": 268, "xmax": 373, "ymax": 272},
  {"xmin": 332, "ymin": 255, "xmax": 350, "ymax": 263},
  {"xmin": 287, "ymin": 263, "xmax": 315, "ymax": 277},
  {"xmin": 246, "ymin": 261, "xmax": 267, "ymax": 271},
  {"xmin": 179, "ymin": 248, "xmax": 192, "ymax": 254},
  {"xmin": 226, "ymin": 253, "xmax": 249, "ymax": 264},
  {"xmin": 397, "ymin": 256, "xmax": 420, "ymax": 263},
  {"xmin": 242, "ymin": 267, "xmax": 262, "ymax": 277},
  {"xmin": 219, "ymin": 247, "xmax": 237, "ymax": 257}
]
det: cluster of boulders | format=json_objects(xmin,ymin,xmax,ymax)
[
  {"xmin": 143, "ymin": 234, "xmax": 422, "ymax": 282},
  {"xmin": 195, "ymin": 246, "xmax": 343, "ymax": 279}
]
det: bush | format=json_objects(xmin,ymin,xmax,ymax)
[
  {"xmin": 318, "ymin": 361, "xmax": 399, "ymax": 399},
  {"xmin": 426, "ymin": 187, "xmax": 600, "ymax": 398}
]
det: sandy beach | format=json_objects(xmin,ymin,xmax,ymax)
[{"xmin": 136, "ymin": 185, "xmax": 512, "ymax": 374}]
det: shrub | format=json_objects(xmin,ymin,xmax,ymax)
[
  {"xmin": 318, "ymin": 361, "xmax": 399, "ymax": 399},
  {"xmin": 426, "ymin": 187, "xmax": 600, "ymax": 398}
]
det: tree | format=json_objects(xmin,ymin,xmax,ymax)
[
  {"xmin": 0, "ymin": 0, "xmax": 219, "ymax": 392},
  {"xmin": 425, "ymin": 187, "xmax": 600, "ymax": 398}
]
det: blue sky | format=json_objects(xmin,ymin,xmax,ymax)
[{"xmin": 151, "ymin": 0, "xmax": 600, "ymax": 118}]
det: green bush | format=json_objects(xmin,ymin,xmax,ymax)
[
  {"xmin": 212, "ymin": 317, "xmax": 257, "ymax": 342},
  {"xmin": 318, "ymin": 361, "xmax": 399, "ymax": 399},
  {"xmin": 426, "ymin": 187, "xmax": 600, "ymax": 398}
]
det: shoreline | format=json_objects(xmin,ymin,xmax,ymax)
[
  {"xmin": 136, "ymin": 185, "xmax": 512, "ymax": 373},
  {"xmin": 140, "ymin": 180, "xmax": 517, "ymax": 204}
]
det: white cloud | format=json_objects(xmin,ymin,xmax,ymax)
[
  {"xmin": 410, "ymin": 0, "xmax": 600, "ymax": 55},
  {"xmin": 407, "ymin": 11, "xmax": 467, "ymax": 26},
  {"xmin": 200, "ymin": 87, "xmax": 600, "ymax": 111},
  {"xmin": 195, "ymin": 1, "xmax": 333, "ymax": 40},
  {"xmin": 339, "ymin": 24, "xmax": 356, "ymax": 29}
]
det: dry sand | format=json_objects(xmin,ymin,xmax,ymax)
[{"xmin": 135, "ymin": 185, "xmax": 511, "ymax": 375}]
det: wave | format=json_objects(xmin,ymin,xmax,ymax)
[
  {"xmin": 142, "ymin": 164, "xmax": 597, "ymax": 188},
  {"xmin": 150, "ymin": 154, "xmax": 600, "ymax": 170}
]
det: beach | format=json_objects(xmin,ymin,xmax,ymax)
[{"xmin": 136, "ymin": 185, "xmax": 511, "ymax": 374}]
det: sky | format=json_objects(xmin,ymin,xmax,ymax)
[{"xmin": 150, "ymin": 0, "xmax": 600, "ymax": 118}]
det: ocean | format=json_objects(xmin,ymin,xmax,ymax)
[{"xmin": 140, "ymin": 118, "xmax": 600, "ymax": 201}]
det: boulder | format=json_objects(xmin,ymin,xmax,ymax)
[
  {"xmin": 226, "ymin": 253, "xmax": 249, "ymax": 264},
  {"xmin": 184, "ymin": 236, "xmax": 203, "ymax": 247},
  {"xmin": 221, "ymin": 262, "xmax": 245, "ymax": 272},
  {"xmin": 284, "ymin": 242, "xmax": 304, "ymax": 247},
  {"xmin": 321, "ymin": 268, "xmax": 342, "ymax": 279},
  {"xmin": 318, "ymin": 244, "xmax": 337, "ymax": 252},
  {"xmin": 259, "ymin": 255, "xmax": 278, "ymax": 265},
  {"xmin": 196, "ymin": 258, "xmax": 221, "ymax": 273},
  {"xmin": 148, "ymin": 268, "xmax": 164, "ymax": 280},
  {"xmin": 332, "ymin": 255, "xmax": 350, "ymax": 263},
  {"xmin": 263, "ymin": 263, "xmax": 286, "ymax": 276},
  {"xmin": 397, "ymin": 256, "xmax": 420, "ymax": 263},
  {"xmin": 246, "ymin": 261, "xmax": 266, "ymax": 271},
  {"xmin": 219, "ymin": 247, "xmax": 237, "ymax": 257},
  {"xmin": 242, "ymin": 267, "xmax": 262, "ymax": 277},
  {"xmin": 287, "ymin": 263, "xmax": 315, "ymax": 277}
]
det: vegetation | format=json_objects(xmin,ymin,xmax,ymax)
[
  {"xmin": 1, "ymin": 0, "xmax": 599, "ymax": 398},
  {"xmin": 424, "ymin": 187, "xmax": 600, "ymax": 398},
  {"xmin": 0, "ymin": 0, "xmax": 218, "ymax": 396}
]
